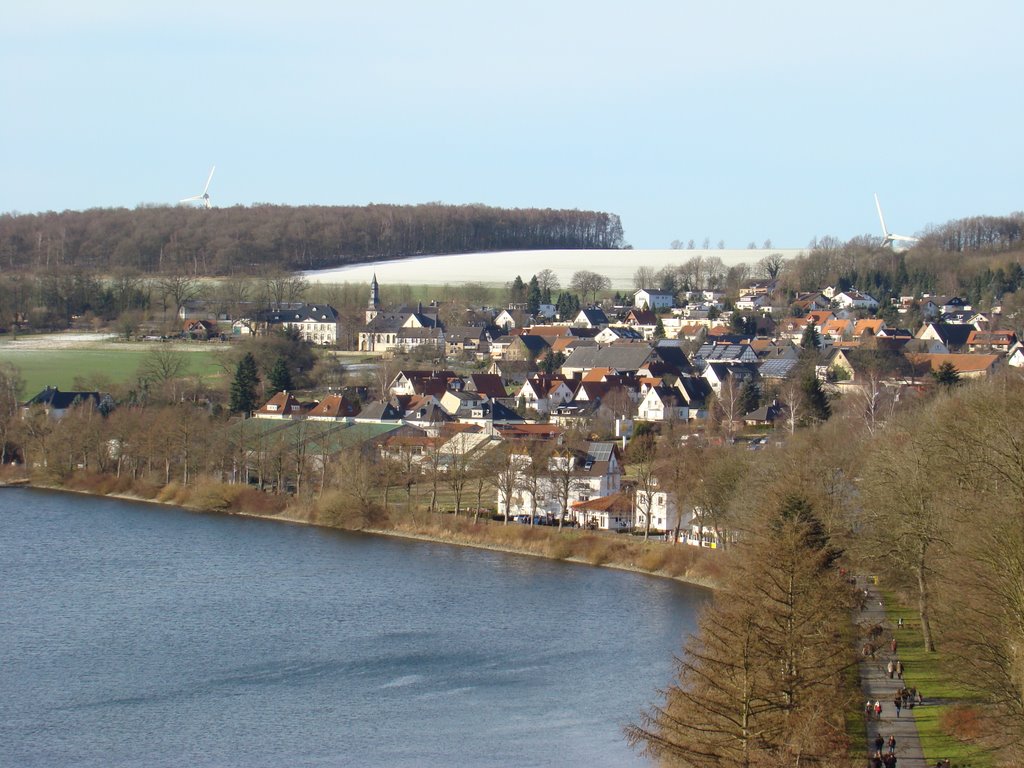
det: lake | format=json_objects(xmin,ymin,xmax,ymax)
[
  {"xmin": 0, "ymin": 488, "xmax": 708, "ymax": 767},
  {"xmin": 302, "ymin": 248, "xmax": 804, "ymax": 290}
]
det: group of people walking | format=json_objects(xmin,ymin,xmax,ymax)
[
  {"xmin": 869, "ymin": 732, "xmax": 898, "ymax": 767},
  {"xmin": 886, "ymin": 656, "xmax": 904, "ymax": 679}
]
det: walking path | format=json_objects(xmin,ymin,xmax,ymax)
[{"xmin": 856, "ymin": 580, "xmax": 929, "ymax": 767}]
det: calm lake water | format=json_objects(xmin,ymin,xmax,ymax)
[{"xmin": 0, "ymin": 488, "xmax": 708, "ymax": 767}]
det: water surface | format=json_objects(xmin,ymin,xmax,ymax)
[{"xmin": 0, "ymin": 488, "xmax": 707, "ymax": 767}]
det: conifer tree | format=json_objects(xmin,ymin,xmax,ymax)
[
  {"xmin": 802, "ymin": 372, "xmax": 831, "ymax": 422},
  {"xmin": 229, "ymin": 353, "xmax": 260, "ymax": 414},
  {"xmin": 627, "ymin": 494, "xmax": 853, "ymax": 766},
  {"xmin": 267, "ymin": 356, "xmax": 293, "ymax": 396},
  {"xmin": 527, "ymin": 275, "xmax": 542, "ymax": 315}
]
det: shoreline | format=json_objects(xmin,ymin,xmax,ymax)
[{"xmin": 8, "ymin": 480, "xmax": 716, "ymax": 591}]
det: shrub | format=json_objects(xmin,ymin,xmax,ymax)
[
  {"xmin": 939, "ymin": 705, "xmax": 982, "ymax": 741},
  {"xmin": 227, "ymin": 487, "xmax": 287, "ymax": 516},
  {"xmin": 316, "ymin": 491, "xmax": 388, "ymax": 530},
  {"xmin": 636, "ymin": 547, "xmax": 670, "ymax": 573}
]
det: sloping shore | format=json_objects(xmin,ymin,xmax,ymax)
[{"xmin": 6, "ymin": 475, "xmax": 717, "ymax": 590}]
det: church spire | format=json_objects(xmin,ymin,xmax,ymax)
[{"xmin": 369, "ymin": 273, "xmax": 380, "ymax": 310}]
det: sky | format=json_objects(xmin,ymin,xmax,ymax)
[{"xmin": 2, "ymin": 1, "xmax": 1022, "ymax": 250}]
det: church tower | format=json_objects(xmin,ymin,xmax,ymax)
[{"xmin": 366, "ymin": 273, "xmax": 381, "ymax": 323}]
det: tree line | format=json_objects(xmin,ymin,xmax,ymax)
[{"xmin": 0, "ymin": 203, "xmax": 625, "ymax": 276}]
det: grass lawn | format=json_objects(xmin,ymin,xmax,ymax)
[
  {"xmin": 0, "ymin": 346, "xmax": 226, "ymax": 397},
  {"xmin": 883, "ymin": 594, "xmax": 993, "ymax": 767}
]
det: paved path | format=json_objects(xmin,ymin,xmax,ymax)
[{"xmin": 856, "ymin": 580, "xmax": 929, "ymax": 767}]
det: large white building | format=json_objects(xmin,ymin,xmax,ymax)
[
  {"xmin": 496, "ymin": 442, "xmax": 622, "ymax": 527},
  {"xmin": 634, "ymin": 288, "xmax": 675, "ymax": 311}
]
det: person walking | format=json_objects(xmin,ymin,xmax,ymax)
[
  {"xmin": 887, "ymin": 660, "xmax": 894, "ymax": 679},
  {"xmin": 888, "ymin": 734, "xmax": 897, "ymax": 754},
  {"xmin": 897, "ymin": 660, "xmax": 904, "ymax": 679},
  {"xmin": 875, "ymin": 733, "xmax": 884, "ymax": 753},
  {"xmin": 890, "ymin": 637, "xmax": 897, "ymax": 654},
  {"xmin": 894, "ymin": 695, "xmax": 902, "ymax": 717},
  {"xmin": 874, "ymin": 700, "xmax": 882, "ymax": 720}
]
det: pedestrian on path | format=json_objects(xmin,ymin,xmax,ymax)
[
  {"xmin": 888, "ymin": 734, "xmax": 897, "ymax": 754},
  {"xmin": 897, "ymin": 660, "xmax": 904, "ymax": 679},
  {"xmin": 894, "ymin": 696, "xmax": 902, "ymax": 717},
  {"xmin": 887, "ymin": 660, "xmax": 894, "ymax": 679},
  {"xmin": 874, "ymin": 733, "xmax": 884, "ymax": 753},
  {"xmin": 890, "ymin": 637, "xmax": 897, "ymax": 653},
  {"xmin": 874, "ymin": 700, "xmax": 882, "ymax": 719}
]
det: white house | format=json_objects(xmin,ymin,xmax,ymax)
[
  {"xmin": 634, "ymin": 487, "xmax": 685, "ymax": 534},
  {"xmin": 573, "ymin": 307, "xmax": 610, "ymax": 328},
  {"xmin": 831, "ymin": 291, "xmax": 879, "ymax": 312},
  {"xmin": 634, "ymin": 288, "xmax": 675, "ymax": 311},
  {"xmin": 636, "ymin": 385, "xmax": 689, "ymax": 423},
  {"xmin": 497, "ymin": 442, "xmax": 622, "ymax": 524},
  {"xmin": 258, "ymin": 304, "xmax": 341, "ymax": 345},
  {"xmin": 734, "ymin": 293, "xmax": 770, "ymax": 312},
  {"xmin": 515, "ymin": 375, "xmax": 574, "ymax": 415},
  {"xmin": 594, "ymin": 325, "xmax": 645, "ymax": 344}
]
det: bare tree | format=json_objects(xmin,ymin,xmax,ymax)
[
  {"xmin": 633, "ymin": 266, "xmax": 657, "ymax": 292},
  {"xmin": 756, "ymin": 252, "xmax": 786, "ymax": 281},
  {"xmin": 137, "ymin": 347, "xmax": 188, "ymax": 401},
  {"xmin": 534, "ymin": 268, "xmax": 560, "ymax": 296},
  {"xmin": 443, "ymin": 431, "xmax": 474, "ymax": 516},
  {"xmin": 493, "ymin": 444, "xmax": 525, "ymax": 524},
  {"xmin": 569, "ymin": 270, "xmax": 611, "ymax": 305},
  {"xmin": 547, "ymin": 431, "xmax": 589, "ymax": 529},
  {"xmin": 263, "ymin": 272, "xmax": 310, "ymax": 309},
  {"xmin": 0, "ymin": 363, "xmax": 24, "ymax": 464},
  {"xmin": 155, "ymin": 275, "xmax": 201, "ymax": 319},
  {"xmin": 628, "ymin": 432, "xmax": 659, "ymax": 539}
]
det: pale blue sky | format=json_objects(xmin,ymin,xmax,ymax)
[{"xmin": 2, "ymin": 1, "xmax": 1021, "ymax": 249}]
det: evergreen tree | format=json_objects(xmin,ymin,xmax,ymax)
[
  {"xmin": 738, "ymin": 379, "xmax": 760, "ymax": 415},
  {"xmin": 800, "ymin": 323, "xmax": 821, "ymax": 350},
  {"xmin": 229, "ymin": 353, "xmax": 260, "ymax": 414},
  {"xmin": 801, "ymin": 372, "xmax": 831, "ymax": 422},
  {"xmin": 932, "ymin": 361, "xmax": 961, "ymax": 389},
  {"xmin": 527, "ymin": 275, "xmax": 542, "ymax": 315},
  {"xmin": 555, "ymin": 292, "xmax": 581, "ymax": 320},
  {"xmin": 654, "ymin": 317, "xmax": 666, "ymax": 340},
  {"xmin": 267, "ymin": 356, "xmax": 293, "ymax": 396},
  {"xmin": 509, "ymin": 275, "xmax": 526, "ymax": 304},
  {"xmin": 628, "ymin": 494, "xmax": 853, "ymax": 765}
]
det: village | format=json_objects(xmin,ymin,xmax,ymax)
[{"xmin": 32, "ymin": 269, "xmax": 1004, "ymax": 549}]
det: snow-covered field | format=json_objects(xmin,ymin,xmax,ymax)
[
  {"xmin": 0, "ymin": 333, "xmax": 120, "ymax": 351},
  {"xmin": 302, "ymin": 248, "xmax": 804, "ymax": 290}
]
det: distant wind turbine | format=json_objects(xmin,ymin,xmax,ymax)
[
  {"xmin": 874, "ymin": 193, "xmax": 918, "ymax": 249},
  {"xmin": 180, "ymin": 166, "xmax": 216, "ymax": 209}
]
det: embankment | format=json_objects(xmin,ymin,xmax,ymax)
[{"xmin": 9, "ymin": 470, "xmax": 719, "ymax": 589}]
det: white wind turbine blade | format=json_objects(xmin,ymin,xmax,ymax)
[
  {"xmin": 203, "ymin": 166, "xmax": 216, "ymax": 194},
  {"xmin": 874, "ymin": 193, "xmax": 890, "ymax": 239},
  {"xmin": 180, "ymin": 194, "xmax": 203, "ymax": 204}
]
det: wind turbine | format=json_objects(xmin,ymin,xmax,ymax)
[
  {"xmin": 180, "ymin": 166, "xmax": 216, "ymax": 209},
  {"xmin": 874, "ymin": 193, "xmax": 917, "ymax": 249}
]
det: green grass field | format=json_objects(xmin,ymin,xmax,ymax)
[
  {"xmin": 884, "ymin": 594, "xmax": 993, "ymax": 767},
  {"xmin": 0, "ymin": 346, "xmax": 226, "ymax": 397}
]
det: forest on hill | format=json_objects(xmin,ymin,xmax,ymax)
[{"xmin": 0, "ymin": 203, "xmax": 625, "ymax": 276}]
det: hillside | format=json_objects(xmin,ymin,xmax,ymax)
[{"xmin": 0, "ymin": 203, "xmax": 625, "ymax": 276}]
